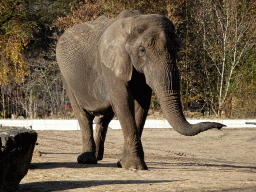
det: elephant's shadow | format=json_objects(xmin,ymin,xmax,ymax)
[
  {"xmin": 148, "ymin": 161, "xmax": 256, "ymax": 171},
  {"xmin": 21, "ymin": 161, "xmax": 256, "ymax": 191},
  {"xmin": 29, "ymin": 161, "xmax": 116, "ymax": 170},
  {"xmin": 21, "ymin": 163, "xmax": 179, "ymax": 192},
  {"xmin": 19, "ymin": 180, "xmax": 179, "ymax": 191},
  {"xmin": 29, "ymin": 160, "xmax": 256, "ymax": 171}
]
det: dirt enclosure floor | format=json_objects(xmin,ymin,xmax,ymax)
[{"xmin": 20, "ymin": 128, "xmax": 256, "ymax": 191}]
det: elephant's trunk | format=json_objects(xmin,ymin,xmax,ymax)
[{"xmin": 150, "ymin": 67, "xmax": 225, "ymax": 136}]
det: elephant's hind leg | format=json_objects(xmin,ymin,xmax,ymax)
[
  {"xmin": 94, "ymin": 112, "xmax": 115, "ymax": 160},
  {"xmin": 65, "ymin": 85, "xmax": 97, "ymax": 164}
]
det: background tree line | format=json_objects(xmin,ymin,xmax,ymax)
[{"xmin": 0, "ymin": 0, "xmax": 255, "ymax": 119}]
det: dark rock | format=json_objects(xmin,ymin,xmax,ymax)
[{"xmin": 0, "ymin": 126, "xmax": 37, "ymax": 192}]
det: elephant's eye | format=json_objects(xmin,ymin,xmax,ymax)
[{"xmin": 138, "ymin": 46, "xmax": 146, "ymax": 57}]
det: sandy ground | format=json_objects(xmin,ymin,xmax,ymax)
[{"xmin": 19, "ymin": 128, "xmax": 256, "ymax": 192}]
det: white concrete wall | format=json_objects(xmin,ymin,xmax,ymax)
[{"xmin": 0, "ymin": 119, "xmax": 256, "ymax": 130}]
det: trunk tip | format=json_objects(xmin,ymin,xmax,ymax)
[{"xmin": 212, "ymin": 122, "xmax": 226, "ymax": 129}]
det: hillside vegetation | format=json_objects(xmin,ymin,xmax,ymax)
[{"xmin": 0, "ymin": 0, "xmax": 255, "ymax": 119}]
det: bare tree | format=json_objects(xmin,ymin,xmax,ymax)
[
  {"xmin": 16, "ymin": 56, "xmax": 65, "ymax": 119},
  {"xmin": 193, "ymin": 0, "xmax": 256, "ymax": 116}
]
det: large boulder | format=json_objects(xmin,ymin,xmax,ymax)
[{"xmin": 0, "ymin": 126, "xmax": 37, "ymax": 192}]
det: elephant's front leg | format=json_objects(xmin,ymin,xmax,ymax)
[
  {"xmin": 117, "ymin": 123, "xmax": 147, "ymax": 170},
  {"xmin": 118, "ymin": 106, "xmax": 147, "ymax": 170},
  {"xmin": 117, "ymin": 98, "xmax": 150, "ymax": 169},
  {"xmin": 107, "ymin": 88, "xmax": 147, "ymax": 170}
]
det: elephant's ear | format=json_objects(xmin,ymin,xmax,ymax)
[{"xmin": 99, "ymin": 18, "xmax": 133, "ymax": 81}]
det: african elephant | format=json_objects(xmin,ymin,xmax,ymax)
[{"xmin": 56, "ymin": 10, "xmax": 225, "ymax": 170}]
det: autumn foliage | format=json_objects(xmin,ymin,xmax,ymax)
[{"xmin": 0, "ymin": 0, "xmax": 255, "ymax": 118}]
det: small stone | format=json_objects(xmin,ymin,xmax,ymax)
[{"xmin": 33, "ymin": 149, "xmax": 42, "ymax": 157}]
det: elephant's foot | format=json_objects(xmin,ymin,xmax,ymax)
[
  {"xmin": 117, "ymin": 157, "xmax": 148, "ymax": 170},
  {"xmin": 117, "ymin": 141, "xmax": 147, "ymax": 170},
  {"xmin": 77, "ymin": 152, "xmax": 97, "ymax": 164}
]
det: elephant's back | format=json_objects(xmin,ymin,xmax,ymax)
[
  {"xmin": 56, "ymin": 15, "xmax": 113, "ymax": 82},
  {"xmin": 66, "ymin": 15, "xmax": 112, "ymax": 45},
  {"xmin": 56, "ymin": 16, "xmax": 113, "ymax": 112},
  {"xmin": 56, "ymin": 15, "xmax": 112, "ymax": 67}
]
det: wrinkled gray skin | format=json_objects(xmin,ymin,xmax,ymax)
[{"xmin": 56, "ymin": 10, "xmax": 225, "ymax": 170}]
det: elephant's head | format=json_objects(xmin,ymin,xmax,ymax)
[{"xmin": 99, "ymin": 14, "xmax": 225, "ymax": 136}]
